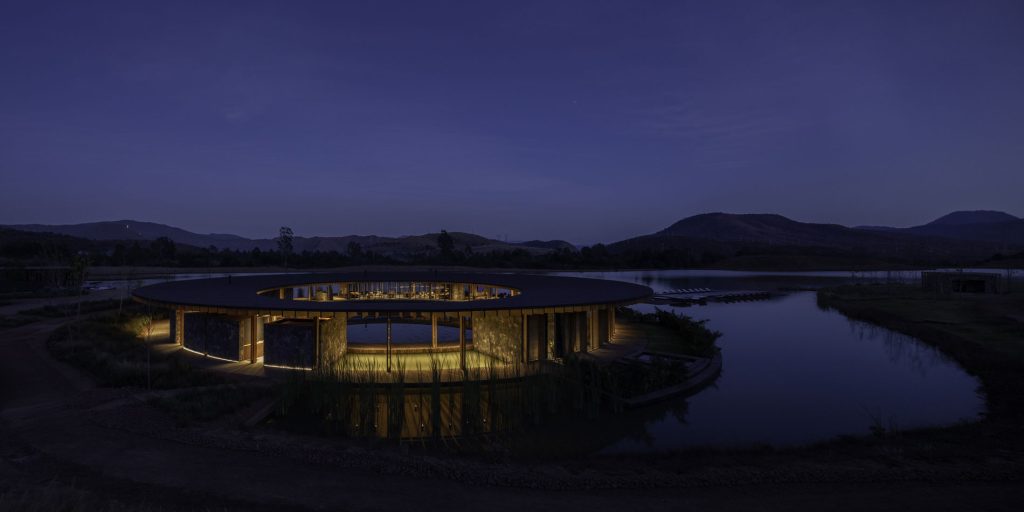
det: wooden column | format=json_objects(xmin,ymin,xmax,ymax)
[
  {"xmin": 606, "ymin": 307, "xmax": 614, "ymax": 339},
  {"xmin": 175, "ymin": 309, "xmax": 184, "ymax": 345},
  {"xmin": 431, "ymin": 313, "xmax": 438, "ymax": 349},
  {"xmin": 386, "ymin": 315, "xmax": 392, "ymax": 373},
  {"xmin": 546, "ymin": 313, "xmax": 555, "ymax": 360},
  {"xmin": 314, "ymin": 318, "xmax": 321, "ymax": 367},
  {"xmin": 581, "ymin": 309, "xmax": 589, "ymax": 354},
  {"xmin": 589, "ymin": 305, "xmax": 598, "ymax": 350},
  {"xmin": 521, "ymin": 311, "xmax": 528, "ymax": 364},
  {"xmin": 250, "ymin": 315, "xmax": 257, "ymax": 363},
  {"xmin": 459, "ymin": 315, "xmax": 466, "ymax": 374}
]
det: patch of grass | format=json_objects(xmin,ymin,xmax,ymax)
[
  {"xmin": 616, "ymin": 306, "xmax": 721, "ymax": 356},
  {"xmin": 149, "ymin": 384, "xmax": 270, "ymax": 426},
  {"xmin": 17, "ymin": 299, "xmax": 124, "ymax": 318},
  {"xmin": 0, "ymin": 480, "xmax": 237, "ymax": 512},
  {"xmin": 47, "ymin": 312, "xmax": 221, "ymax": 389},
  {"xmin": 0, "ymin": 315, "xmax": 37, "ymax": 329},
  {"xmin": 0, "ymin": 299, "xmax": 125, "ymax": 331},
  {"xmin": 564, "ymin": 354, "xmax": 688, "ymax": 400}
]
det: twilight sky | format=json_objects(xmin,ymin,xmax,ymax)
[{"xmin": 1, "ymin": 1, "xmax": 1022, "ymax": 244}]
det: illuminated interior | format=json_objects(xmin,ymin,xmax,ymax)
[
  {"xmin": 137, "ymin": 272, "xmax": 652, "ymax": 379},
  {"xmin": 258, "ymin": 281, "xmax": 519, "ymax": 302}
]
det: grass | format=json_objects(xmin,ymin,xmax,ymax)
[
  {"xmin": 47, "ymin": 310, "xmax": 222, "ymax": 389},
  {"xmin": 568, "ymin": 355, "xmax": 688, "ymax": 400},
  {"xmin": 0, "ymin": 316, "xmax": 38, "ymax": 329},
  {"xmin": 17, "ymin": 299, "xmax": 124, "ymax": 318},
  {"xmin": 273, "ymin": 344, "xmax": 704, "ymax": 454},
  {"xmin": 0, "ymin": 481, "xmax": 241, "ymax": 512},
  {"xmin": 616, "ymin": 306, "xmax": 721, "ymax": 356},
  {"xmin": 149, "ymin": 384, "xmax": 270, "ymax": 426},
  {"xmin": 0, "ymin": 298, "xmax": 123, "ymax": 330}
]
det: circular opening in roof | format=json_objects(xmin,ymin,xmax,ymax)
[{"xmin": 258, "ymin": 280, "xmax": 520, "ymax": 302}]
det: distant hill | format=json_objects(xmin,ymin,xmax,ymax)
[
  {"xmin": 611, "ymin": 212, "xmax": 1005, "ymax": 265},
  {"xmin": 3, "ymin": 220, "xmax": 554, "ymax": 259},
  {"xmin": 7, "ymin": 210, "xmax": 1022, "ymax": 270},
  {"xmin": 0, "ymin": 226, "xmax": 110, "ymax": 253},
  {"xmin": 654, "ymin": 213, "xmax": 878, "ymax": 247},
  {"xmin": 924, "ymin": 210, "xmax": 1019, "ymax": 226},
  {"xmin": 8, "ymin": 220, "xmax": 257, "ymax": 251},
  {"xmin": 516, "ymin": 240, "xmax": 577, "ymax": 251},
  {"xmin": 854, "ymin": 210, "xmax": 1024, "ymax": 246},
  {"xmin": 853, "ymin": 225, "xmax": 901, "ymax": 232}
]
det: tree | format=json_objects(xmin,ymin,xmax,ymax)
[
  {"xmin": 346, "ymin": 241, "xmax": 363, "ymax": 260},
  {"xmin": 58, "ymin": 251, "xmax": 92, "ymax": 347},
  {"xmin": 150, "ymin": 236, "xmax": 176, "ymax": 262},
  {"xmin": 437, "ymin": 230, "xmax": 455, "ymax": 262},
  {"xmin": 70, "ymin": 251, "xmax": 91, "ymax": 326},
  {"xmin": 277, "ymin": 226, "xmax": 294, "ymax": 267},
  {"xmin": 131, "ymin": 310, "xmax": 156, "ymax": 389}
]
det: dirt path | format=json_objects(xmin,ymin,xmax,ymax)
[
  {"xmin": 0, "ymin": 319, "xmax": 94, "ymax": 415},
  {"xmin": 2, "ymin": 318, "xmax": 1023, "ymax": 511}
]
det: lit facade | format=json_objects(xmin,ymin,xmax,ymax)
[{"xmin": 134, "ymin": 272, "xmax": 652, "ymax": 373}]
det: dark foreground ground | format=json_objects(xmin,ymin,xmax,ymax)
[{"xmin": 2, "ymin": 287, "xmax": 1023, "ymax": 511}]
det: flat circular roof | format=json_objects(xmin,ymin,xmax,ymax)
[{"xmin": 132, "ymin": 271, "xmax": 652, "ymax": 313}]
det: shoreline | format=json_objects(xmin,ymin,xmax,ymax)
[{"xmin": 816, "ymin": 285, "xmax": 1024, "ymax": 439}]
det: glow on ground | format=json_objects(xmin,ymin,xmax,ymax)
[{"xmin": 331, "ymin": 350, "xmax": 504, "ymax": 373}]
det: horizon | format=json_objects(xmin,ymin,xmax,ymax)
[
  {"xmin": 2, "ymin": 1, "xmax": 1023, "ymax": 244},
  {"xmin": 5, "ymin": 208, "xmax": 1022, "ymax": 247}
]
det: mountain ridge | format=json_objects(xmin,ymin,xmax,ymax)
[
  {"xmin": 6, "ymin": 209, "xmax": 1022, "ymax": 265},
  {"xmin": 3, "ymin": 220, "xmax": 565, "ymax": 258},
  {"xmin": 852, "ymin": 210, "xmax": 1024, "ymax": 245},
  {"xmin": 925, "ymin": 210, "xmax": 1019, "ymax": 226},
  {"xmin": 608, "ymin": 211, "xmax": 1020, "ymax": 265}
]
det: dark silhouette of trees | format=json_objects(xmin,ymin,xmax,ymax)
[
  {"xmin": 150, "ymin": 236, "xmax": 176, "ymax": 263},
  {"xmin": 437, "ymin": 230, "xmax": 456, "ymax": 262},
  {"xmin": 277, "ymin": 226, "xmax": 294, "ymax": 267}
]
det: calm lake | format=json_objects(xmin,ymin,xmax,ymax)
[{"xmin": 553, "ymin": 270, "xmax": 985, "ymax": 452}]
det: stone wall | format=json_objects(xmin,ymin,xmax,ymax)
[
  {"xmin": 318, "ymin": 316, "xmax": 347, "ymax": 365},
  {"xmin": 182, "ymin": 313, "xmax": 244, "ymax": 360},
  {"xmin": 471, "ymin": 312, "xmax": 522, "ymax": 363},
  {"xmin": 264, "ymin": 320, "xmax": 316, "ymax": 368}
]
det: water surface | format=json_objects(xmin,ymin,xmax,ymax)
[{"xmin": 555, "ymin": 270, "xmax": 984, "ymax": 451}]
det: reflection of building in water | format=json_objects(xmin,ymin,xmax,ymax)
[
  {"xmin": 921, "ymin": 271, "xmax": 1005, "ymax": 294},
  {"xmin": 281, "ymin": 374, "xmax": 695, "ymax": 451}
]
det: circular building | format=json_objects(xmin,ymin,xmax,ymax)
[{"xmin": 132, "ymin": 271, "xmax": 652, "ymax": 373}]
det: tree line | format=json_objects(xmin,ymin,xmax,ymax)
[{"xmin": 3, "ymin": 226, "xmax": 1020, "ymax": 272}]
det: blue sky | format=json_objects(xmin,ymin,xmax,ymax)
[{"xmin": 2, "ymin": 1, "xmax": 1022, "ymax": 243}]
